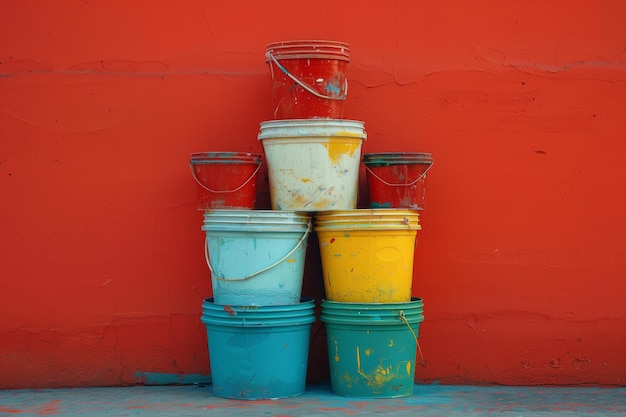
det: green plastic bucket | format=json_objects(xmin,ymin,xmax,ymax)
[
  {"xmin": 321, "ymin": 298, "xmax": 424, "ymax": 398},
  {"xmin": 201, "ymin": 297, "xmax": 316, "ymax": 400}
]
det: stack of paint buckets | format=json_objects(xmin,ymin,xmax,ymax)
[
  {"xmin": 191, "ymin": 39, "xmax": 433, "ymax": 400},
  {"xmin": 190, "ymin": 160, "xmax": 314, "ymax": 396}
]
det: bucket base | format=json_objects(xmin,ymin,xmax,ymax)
[
  {"xmin": 202, "ymin": 298, "xmax": 315, "ymax": 400},
  {"xmin": 209, "ymin": 326, "xmax": 312, "ymax": 400}
]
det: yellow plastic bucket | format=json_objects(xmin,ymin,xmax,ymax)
[{"xmin": 314, "ymin": 209, "xmax": 420, "ymax": 303}]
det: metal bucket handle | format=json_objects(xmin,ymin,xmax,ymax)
[
  {"xmin": 399, "ymin": 310, "xmax": 426, "ymax": 367},
  {"xmin": 266, "ymin": 51, "xmax": 348, "ymax": 101},
  {"xmin": 364, "ymin": 161, "xmax": 433, "ymax": 187},
  {"xmin": 204, "ymin": 220, "xmax": 311, "ymax": 281},
  {"xmin": 190, "ymin": 162, "xmax": 261, "ymax": 194}
]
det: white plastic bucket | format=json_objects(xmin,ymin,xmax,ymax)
[
  {"xmin": 202, "ymin": 210, "xmax": 311, "ymax": 305},
  {"xmin": 258, "ymin": 119, "xmax": 366, "ymax": 211}
]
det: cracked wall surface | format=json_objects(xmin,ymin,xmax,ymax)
[{"xmin": 1, "ymin": 0, "xmax": 625, "ymax": 388}]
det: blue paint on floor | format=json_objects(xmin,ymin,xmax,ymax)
[
  {"xmin": 134, "ymin": 371, "xmax": 212, "ymax": 386},
  {"xmin": 0, "ymin": 384, "xmax": 624, "ymax": 416}
]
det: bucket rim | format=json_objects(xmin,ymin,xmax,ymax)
[
  {"xmin": 314, "ymin": 210, "xmax": 421, "ymax": 230},
  {"xmin": 321, "ymin": 309, "xmax": 423, "ymax": 317},
  {"xmin": 204, "ymin": 209, "xmax": 309, "ymax": 217},
  {"xmin": 320, "ymin": 315, "xmax": 424, "ymax": 326},
  {"xmin": 314, "ymin": 225, "xmax": 421, "ymax": 232},
  {"xmin": 203, "ymin": 225, "xmax": 311, "ymax": 232},
  {"xmin": 321, "ymin": 297, "xmax": 423, "ymax": 308},
  {"xmin": 363, "ymin": 153, "xmax": 432, "ymax": 164},
  {"xmin": 203, "ymin": 297, "xmax": 315, "ymax": 311},
  {"xmin": 363, "ymin": 152, "xmax": 433, "ymax": 159},
  {"xmin": 266, "ymin": 39, "xmax": 351, "ymax": 48},
  {"xmin": 203, "ymin": 219, "xmax": 310, "ymax": 225},
  {"xmin": 203, "ymin": 211, "xmax": 311, "ymax": 230},
  {"xmin": 202, "ymin": 317, "xmax": 316, "ymax": 328},
  {"xmin": 322, "ymin": 296, "xmax": 423, "ymax": 303},
  {"xmin": 314, "ymin": 209, "xmax": 420, "ymax": 216},
  {"xmin": 258, "ymin": 119, "xmax": 366, "ymax": 141},
  {"xmin": 266, "ymin": 40, "xmax": 350, "ymax": 62},
  {"xmin": 190, "ymin": 152, "xmax": 262, "ymax": 162},
  {"xmin": 259, "ymin": 119, "xmax": 364, "ymax": 127}
]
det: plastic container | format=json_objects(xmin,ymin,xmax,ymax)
[{"xmin": 266, "ymin": 40, "xmax": 350, "ymax": 119}]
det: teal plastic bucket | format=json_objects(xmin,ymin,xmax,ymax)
[
  {"xmin": 202, "ymin": 210, "xmax": 311, "ymax": 305},
  {"xmin": 321, "ymin": 298, "xmax": 424, "ymax": 398},
  {"xmin": 201, "ymin": 297, "xmax": 316, "ymax": 399}
]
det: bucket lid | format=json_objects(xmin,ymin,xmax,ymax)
[
  {"xmin": 190, "ymin": 152, "xmax": 262, "ymax": 164},
  {"xmin": 362, "ymin": 152, "xmax": 433, "ymax": 165},
  {"xmin": 258, "ymin": 119, "xmax": 366, "ymax": 140},
  {"xmin": 266, "ymin": 40, "xmax": 350, "ymax": 62}
]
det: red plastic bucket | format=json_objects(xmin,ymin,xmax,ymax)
[
  {"xmin": 190, "ymin": 152, "xmax": 262, "ymax": 210},
  {"xmin": 266, "ymin": 40, "xmax": 350, "ymax": 119},
  {"xmin": 363, "ymin": 153, "xmax": 433, "ymax": 210}
]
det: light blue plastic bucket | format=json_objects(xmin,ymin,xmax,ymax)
[
  {"xmin": 201, "ymin": 297, "xmax": 316, "ymax": 399},
  {"xmin": 202, "ymin": 210, "xmax": 311, "ymax": 305},
  {"xmin": 321, "ymin": 298, "xmax": 424, "ymax": 398}
]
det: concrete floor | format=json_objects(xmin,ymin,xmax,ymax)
[{"xmin": 1, "ymin": 383, "xmax": 624, "ymax": 416}]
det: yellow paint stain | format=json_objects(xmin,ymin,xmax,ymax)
[
  {"xmin": 289, "ymin": 193, "xmax": 310, "ymax": 208},
  {"xmin": 365, "ymin": 348, "xmax": 371, "ymax": 356},
  {"xmin": 355, "ymin": 346, "xmax": 397, "ymax": 389},
  {"xmin": 355, "ymin": 346, "xmax": 370, "ymax": 382},
  {"xmin": 332, "ymin": 336, "xmax": 340, "ymax": 362},
  {"xmin": 372, "ymin": 364, "xmax": 394, "ymax": 385},
  {"xmin": 322, "ymin": 137, "xmax": 359, "ymax": 164},
  {"xmin": 312, "ymin": 198, "xmax": 331, "ymax": 209},
  {"xmin": 286, "ymin": 258, "xmax": 296, "ymax": 263},
  {"xmin": 388, "ymin": 339, "xmax": 394, "ymax": 347},
  {"xmin": 300, "ymin": 178, "xmax": 313, "ymax": 183},
  {"xmin": 406, "ymin": 361, "xmax": 412, "ymax": 375}
]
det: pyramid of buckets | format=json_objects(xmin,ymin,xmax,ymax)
[{"xmin": 190, "ymin": 40, "xmax": 433, "ymax": 400}]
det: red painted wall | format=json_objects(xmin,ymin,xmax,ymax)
[{"xmin": 1, "ymin": 1, "xmax": 625, "ymax": 388}]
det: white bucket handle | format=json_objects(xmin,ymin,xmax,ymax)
[
  {"xmin": 190, "ymin": 162, "xmax": 261, "ymax": 194},
  {"xmin": 364, "ymin": 161, "xmax": 433, "ymax": 187},
  {"xmin": 204, "ymin": 220, "xmax": 312, "ymax": 281},
  {"xmin": 266, "ymin": 51, "xmax": 348, "ymax": 101},
  {"xmin": 399, "ymin": 310, "xmax": 425, "ymax": 367}
]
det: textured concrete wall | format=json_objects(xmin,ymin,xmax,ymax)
[{"xmin": 1, "ymin": 1, "xmax": 625, "ymax": 388}]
